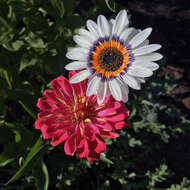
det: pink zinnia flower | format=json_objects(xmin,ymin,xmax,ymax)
[{"xmin": 35, "ymin": 71, "xmax": 130, "ymax": 162}]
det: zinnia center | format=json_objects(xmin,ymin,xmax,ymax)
[{"xmin": 71, "ymin": 95, "xmax": 94, "ymax": 124}]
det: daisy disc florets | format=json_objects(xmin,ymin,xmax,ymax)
[
  {"xmin": 65, "ymin": 10, "xmax": 163, "ymax": 104},
  {"xmin": 35, "ymin": 71, "xmax": 130, "ymax": 162}
]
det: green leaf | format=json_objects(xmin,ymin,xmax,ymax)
[
  {"xmin": 18, "ymin": 100, "xmax": 37, "ymax": 120},
  {"xmin": 0, "ymin": 16, "xmax": 14, "ymax": 44},
  {"xmin": 24, "ymin": 32, "xmax": 47, "ymax": 49},
  {"xmin": 0, "ymin": 158, "xmax": 15, "ymax": 167},
  {"xmin": 100, "ymin": 154, "xmax": 114, "ymax": 165},
  {"xmin": 50, "ymin": 0, "xmax": 65, "ymax": 17},
  {"xmin": 0, "ymin": 68, "xmax": 12, "ymax": 89},
  {"xmin": 3, "ymin": 40, "xmax": 25, "ymax": 52},
  {"xmin": 105, "ymin": 0, "xmax": 116, "ymax": 12},
  {"xmin": 5, "ymin": 137, "xmax": 45, "ymax": 185},
  {"xmin": 33, "ymin": 157, "xmax": 49, "ymax": 190},
  {"xmin": 19, "ymin": 55, "xmax": 38, "ymax": 72},
  {"xmin": 64, "ymin": 0, "xmax": 75, "ymax": 15}
]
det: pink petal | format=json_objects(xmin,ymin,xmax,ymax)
[
  {"xmin": 51, "ymin": 131, "xmax": 69, "ymax": 146},
  {"xmin": 37, "ymin": 97, "xmax": 57, "ymax": 111},
  {"xmin": 96, "ymin": 107, "xmax": 117, "ymax": 117},
  {"xmin": 64, "ymin": 134, "xmax": 77, "ymax": 156},
  {"xmin": 51, "ymin": 76, "xmax": 73, "ymax": 105},
  {"xmin": 114, "ymin": 121, "xmax": 125, "ymax": 129},
  {"xmin": 104, "ymin": 113, "xmax": 126, "ymax": 122},
  {"xmin": 96, "ymin": 122, "xmax": 113, "ymax": 131},
  {"xmin": 35, "ymin": 119, "xmax": 44, "ymax": 129},
  {"xmin": 117, "ymin": 107, "xmax": 130, "ymax": 117},
  {"xmin": 94, "ymin": 135, "xmax": 106, "ymax": 153},
  {"xmin": 100, "ymin": 131, "xmax": 120, "ymax": 138},
  {"xmin": 70, "ymin": 71, "xmax": 88, "ymax": 96},
  {"xmin": 77, "ymin": 138, "xmax": 89, "ymax": 158},
  {"xmin": 86, "ymin": 151, "xmax": 100, "ymax": 162},
  {"xmin": 69, "ymin": 70, "xmax": 81, "ymax": 79},
  {"xmin": 88, "ymin": 123, "xmax": 100, "ymax": 134},
  {"xmin": 40, "ymin": 124, "xmax": 52, "ymax": 139}
]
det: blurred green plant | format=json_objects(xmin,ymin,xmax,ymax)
[{"xmin": 0, "ymin": 0, "xmax": 190, "ymax": 190}]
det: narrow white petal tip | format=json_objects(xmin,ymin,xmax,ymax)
[
  {"xmin": 122, "ymin": 74, "xmax": 141, "ymax": 90},
  {"xmin": 108, "ymin": 79, "xmax": 123, "ymax": 101},
  {"xmin": 129, "ymin": 27, "xmax": 153, "ymax": 49},
  {"xmin": 65, "ymin": 65, "xmax": 72, "ymax": 71},
  {"xmin": 66, "ymin": 52, "xmax": 72, "ymax": 59},
  {"xmin": 87, "ymin": 75, "xmax": 101, "ymax": 97},
  {"xmin": 147, "ymin": 27, "xmax": 152, "ymax": 33},
  {"xmin": 97, "ymin": 81, "xmax": 107, "ymax": 105},
  {"xmin": 70, "ymin": 70, "xmax": 91, "ymax": 84},
  {"xmin": 70, "ymin": 79, "xmax": 78, "ymax": 84},
  {"xmin": 127, "ymin": 65, "xmax": 153, "ymax": 78},
  {"xmin": 158, "ymin": 54, "xmax": 163, "ymax": 60},
  {"xmin": 112, "ymin": 9, "xmax": 129, "ymax": 36},
  {"xmin": 65, "ymin": 61, "xmax": 87, "ymax": 71},
  {"xmin": 97, "ymin": 97, "xmax": 103, "ymax": 105},
  {"xmin": 133, "ymin": 44, "xmax": 162, "ymax": 56}
]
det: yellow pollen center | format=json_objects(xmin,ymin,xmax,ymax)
[{"xmin": 71, "ymin": 94, "xmax": 94, "ymax": 124}]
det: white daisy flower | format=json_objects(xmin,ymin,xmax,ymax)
[{"xmin": 65, "ymin": 10, "xmax": 163, "ymax": 105}]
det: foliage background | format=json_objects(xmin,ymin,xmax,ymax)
[{"xmin": 0, "ymin": 0, "xmax": 190, "ymax": 189}]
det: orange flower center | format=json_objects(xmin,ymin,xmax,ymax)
[{"xmin": 92, "ymin": 40, "xmax": 130, "ymax": 78}]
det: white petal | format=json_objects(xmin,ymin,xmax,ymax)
[
  {"xmin": 65, "ymin": 61, "xmax": 87, "ymax": 71},
  {"xmin": 70, "ymin": 69, "xmax": 91, "ymax": 83},
  {"xmin": 135, "ymin": 77, "xmax": 146, "ymax": 83},
  {"xmin": 78, "ymin": 29, "xmax": 97, "ymax": 42},
  {"xmin": 97, "ymin": 80, "xmax": 107, "ymax": 105},
  {"xmin": 135, "ymin": 53, "xmax": 163, "ymax": 62},
  {"xmin": 109, "ymin": 19, "xmax": 115, "ymax": 26},
  {"xmin": 133, "ymin": 61, "xmax": 159, "ymax": 71},
  {"xmin": 66, "ymin": 48, "xmax": 88, "ymax": 61},
  {"xmin": 121, "ymin": 73, "xmax": 141, "ymax": 90},
  {"xmin": 112, "ymin": 10, "xmax": 129, "ymax": 36},
  {"xmin": 129, "ymin": 28, "xmax": 152, "ymax": 48},
  {"xmin": 86, "ymin": 20, "xmax": 99, "ymax": 38},
  {"xmin": 133, "ymin": 44, "xmax": 161, "ymax": 56},
  {"xmin": 134, "ymin": 39, "xmax": 149, "ymax": 49},
  {"xmin": 120, "ymin": 27, "xmax": 135, "ymax": 44},
  {"xmin": 73, "ymin": 35, "xmax": 91, "ymax": 49},
  {"xmin": 127, "ymin": 65, "xmax": 153, "ymax": 78},
  {"xmin": 108, "ymin": 79, "xmax": 122, "ymax": 101},
  {"xmin": 97, "ymin": 15, "xmax": 110, "ymax": 37},
  {"xmin": 87, "ymin": 75, "xmax": 101, "ymax": 96},
  {"xmin": 116, "ymin": 77, "xmax": 129, "ymax": 102},
  {"xmin": 125, "ymin": 29, "xmax": 139, "ymax": 45}
]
